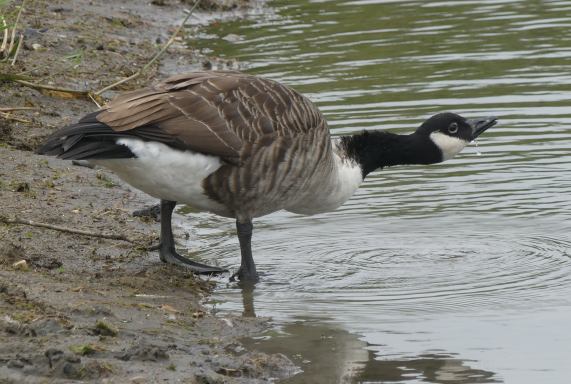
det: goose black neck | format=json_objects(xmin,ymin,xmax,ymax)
[{"xmin": 339, "ymin": 130, "xmax": 441, "ymax": 178}]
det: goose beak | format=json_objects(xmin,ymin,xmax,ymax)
[{"xmin": 467, "ymin": 116, "xmax": 497, "ymax": 140}]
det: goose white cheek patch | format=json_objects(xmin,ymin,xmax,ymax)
[{"xmin": 429, "ymin": 132, "xmax": 468, "ymax": 161}]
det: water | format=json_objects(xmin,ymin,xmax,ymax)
[{"xmin": 183, "ymin": 1, "xmax": 571, "ymax": 382}]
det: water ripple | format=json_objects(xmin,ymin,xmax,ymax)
[{"xmin": 191, "ymin": 215, "xmax": 571, "ymax": 318}]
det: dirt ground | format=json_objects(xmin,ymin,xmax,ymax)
[{"xmin": 0, "ymin": 0, "xmax": 296, "ymax": 382}]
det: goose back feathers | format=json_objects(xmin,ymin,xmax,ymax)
[{"xmin": 98, "ymin": 71, "xmax": 329, "ymax": 161}]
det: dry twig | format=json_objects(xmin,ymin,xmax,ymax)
[
  {"xmin": 1, "ymin": 18, "xmax": 7, "ymax": 53},
  {"xmin": 9, "ymin": 79, "xmax": 106, "ymax": 105},
  {"xmin": 1, "ymin": 215, "xmax": 139, "ymax": 243},
  {"xmin": 0, "ymin": 111, "xmax": 32, "ymax": 123},
  {"xmin": 0, "ymin": 106, "xmax": 38, "ymax": 112},
  {"xmin": 10, "ymin": 33, "xmax": 23, "ymax": 65},
  {"xmin": 94, "ymin": 0, "xmax": 201, "ymax": 96},
  {"xmin": 14, "ymin": 78, "xmax": 88, "ymax": 97}
]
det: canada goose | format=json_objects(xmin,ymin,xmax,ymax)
[{"xmin": 38, "ymin": 71, "xmax": 497, "ymax": 283}]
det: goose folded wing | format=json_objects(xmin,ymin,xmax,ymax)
[
  {"xmin": 96, "ymin": 73, "xmax": 249, "ymax": 163},
  {"xmin": 95, "ymin": 71, "xmax": 328, "ymax": 164}
]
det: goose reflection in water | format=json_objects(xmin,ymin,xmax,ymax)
[{"xmin": 237, "ymin": 288, "xmax": 498, "ymax": 383}]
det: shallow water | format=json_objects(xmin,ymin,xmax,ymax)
[{"xmin": 184, "ymin": 1, "xmax": 571, "ymax": 382}]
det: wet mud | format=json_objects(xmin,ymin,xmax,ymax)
[{"xmin": 0, "ymin": 0, "xmax": 294, "ymax": 382}]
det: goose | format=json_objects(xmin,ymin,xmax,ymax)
[{"xmin": 38, "ymin": 71, "xmax": 497, "ymax": 283}]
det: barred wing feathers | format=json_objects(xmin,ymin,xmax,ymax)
[{"xmin": 96, "ymin": 71, "xmax": 329, "ymax": 163}]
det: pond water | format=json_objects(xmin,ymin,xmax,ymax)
[{"xmin": 183, "ymin": 1, "xmax": 571, "ymax": 382}]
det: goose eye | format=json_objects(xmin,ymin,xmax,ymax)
[{"xmin": 448, "ymin": 122, "xmax": 459, "ymax": 134}]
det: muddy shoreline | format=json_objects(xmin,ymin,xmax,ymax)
[{"xmin": 1, "ymin": 0, "xmax": 295, "ymax": 382}]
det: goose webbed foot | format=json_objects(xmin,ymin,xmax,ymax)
[
  {"xmin": 158, "ymin": 199, "xmax": 226, "ymax": 275},
  {"xmin": 159, "ymin": 247, "xmax": 227, "ymax": 274},
  {"xmin": 230, "ymin": 266, "xmax": 259, "ymax": 284}
]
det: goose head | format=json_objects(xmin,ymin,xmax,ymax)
[{"xmin": 415, "ymin": 112, "xmax": 497, "ymax": 161}]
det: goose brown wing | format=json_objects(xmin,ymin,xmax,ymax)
[{"xmin": 96, "ymin": 71, "xmax": 328, "ymax": 164}]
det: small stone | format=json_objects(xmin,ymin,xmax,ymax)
[
  {"xmin": 66, "ymin": 355, "xmax": 81, "ymax": 363},
  {"xmin": 202, "ymin": 60, "xmax": 213, "ymax": 70},
  {"xmin": 45, "ymin": 348, "xmax": 64, "ymax": 368},
  {"xmin": 221, "ymin": 318, "xmax": 233, "ymax": 327},
  {"xmin": 0, "ymin": 242, "xmax": 25, "ymax": 264},
  {"xmin": 160, "ymin": 304, "xmax": 180, "ymax": 314},
  {"xmin": 222, "ymin": 33, "xmax": 242, "ymax": 43},
  {"xmin": 32, "ymin": 43, "xmax": 42, "ymax": 51},
  {"xmin": 12, "ymin": 259, "xmax": 29, "ymax": 271},
  {"xmin": 31, "ymin": 318, "xmax": 63, "ymax": 335},
  {"xmin": 192, "ymin": 310, "xmax": 205, "ymax": 319},
  {"xmin": 62, "ymin": 361, "xmax": 80, "ymax": 377},
  {"xmin": 14, "ymin": 182, "xmax": 30, "ymax": 192},
  {"xmin": 7, "ymin": 360, "xmax": 24, "ymax": 369},
  {"xmin": 194, "ymin": 371, "xmax": 226, "ymax": 384}
]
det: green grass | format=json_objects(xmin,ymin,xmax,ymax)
[
  {"xmin": 69, "ymin": 344, "xmax": 98, "ymax": 356},
  {"xmin": 0, "ymin": 15, "xmax": 8, "ymax": 34},
  {"xmin": 65, "ymin": 50, "xmax": 84, "ymax": 65},
  {"xmin": 96, "ymin": 172, "xmax": 116, "ymax": 188},
  {"xmin": 0, "ymin": 3, "xmax": 7, "ymax": 24},
  {"xmin": 94, "ymin": 320, "xmax": 118, "ymax": 337}
]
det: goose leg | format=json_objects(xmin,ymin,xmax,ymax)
[
  {"xmin": 230, "ymin": 219, "xmax": 259, "ymax": 283},
  {"xmin": 159, "ymin": 199, "xmax": 226, "ymax": 274}
]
